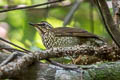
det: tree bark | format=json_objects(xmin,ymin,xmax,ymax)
[{"xmin": 3, "ymin": 60, "xmax": 120, "ymax": 80}]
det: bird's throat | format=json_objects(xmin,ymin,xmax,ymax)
[{"xmin": 41, "ymin": 31, "xmax": 55, "ymax": 49}]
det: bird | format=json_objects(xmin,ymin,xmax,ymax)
[{"xmin": 29, "ymin": 21, "xmax": 105, "ymax": 49}]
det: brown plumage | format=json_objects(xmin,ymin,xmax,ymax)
[
  {"xmin": 29, "ymin": 21, "xmax": 105, "ymax": 49},
  {"xmin": 53, "ymin": 27, "xmax": 101, "ymax": 39}
]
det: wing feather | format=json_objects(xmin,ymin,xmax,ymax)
[{"xmin": 52, "ymin": 27, "xmax": 101, "ymax": 39}]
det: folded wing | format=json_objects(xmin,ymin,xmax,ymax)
[{"xmin": 53, "ymin": 27, "xmax": 101, "ymax": 40}]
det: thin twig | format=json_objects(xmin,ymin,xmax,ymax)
[
  {"xmin": 0, "ymin": 37, "xmax": 30, "ymax": 53},
  {"xmin": 63, "ymin": 0, "xmax": 82, "ymax": 27},
  {"xmin": 46, "ymin": 59, "xmax": 79, "ymax": 70},
  {"xmin": 0, "ymin": 0, "xmax": 64, "ymax": 13},
  {"xmin": 0, "ymin": 48, "xmax": 27, "ymax": 53}
]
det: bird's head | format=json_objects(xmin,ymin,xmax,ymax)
[{"xmin": 29, "ymin": 21, "xmax": 53, "ymax": 34}]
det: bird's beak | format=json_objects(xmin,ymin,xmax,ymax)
[
  {"xmin": 29, "ymin": 22, "xmax": 37, "ymax": 27},
  {"xmin": 29, "ymin": 22, "xmax": 44, "ymax": 33}
]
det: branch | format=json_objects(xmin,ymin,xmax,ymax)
[
  {"xmin": 89, "ymin": 1, "xmax": 94, "ymax": 33},
  {"xmin": 0, "ymin": 45, "xmax": 120, "ymax": 78},
  {"xmin": 94, "ymin": 0, "xmax": 120, "ymax": 48},
  {"xmin": 7, "ymin": 61, "xmax": 120, "ymax": 80},
  {"xmin": 0, "ymin": 0, "xmax": 63, "ymax": 13}
]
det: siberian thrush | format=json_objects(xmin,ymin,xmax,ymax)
[{"xmin": 29, "ymin": 21, "xmax": 105, "ymax": 49}]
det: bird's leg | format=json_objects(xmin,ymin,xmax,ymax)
[
  {"xmin": 73, "ymin": 55, "xmax": 82, "ymax": 64},
  {"xmin": 66, "ymin": 54, "xmax": 75, "ymax": 64}
]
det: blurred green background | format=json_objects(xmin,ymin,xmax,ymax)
[{"xmin": 0, "ymin": 0, "xmax": 111, "ymax": 51}]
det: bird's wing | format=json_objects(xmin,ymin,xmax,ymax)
[{"xmin": 53, "ymin": 27, "xmax": 101, "ymax": 40}]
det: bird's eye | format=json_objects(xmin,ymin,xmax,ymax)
[
  {"xmin": 38, "ymin": 23, "xmax": 45, "ymax": 26},
  {"xmin": 38, "ymin": 21, "xmax": 52, "ymax": 29}
]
